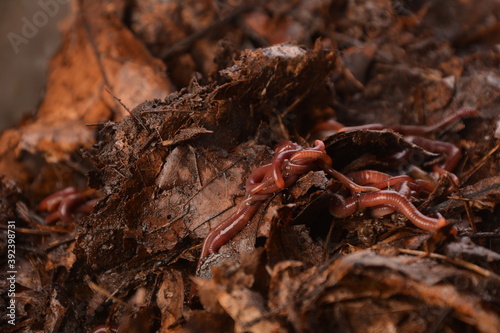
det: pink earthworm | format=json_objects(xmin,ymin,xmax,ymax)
[
  {"xmin": 198, "ymin": 138, "xmax": 459, "ymax": 270},
  {"xmin": 283, "ymin": 147, "xmax": 378, "ymax": 193},
  {"xmin": 405, "ymin": 136, "xmax": 461, "ymax": 172},
  {"xmin": 246, "ymin": 163, "xmax": 274, "ymax": 194},
  {"xmin": 198, "ymin": 108, "xmax": 472, "ymax": 267},
  {"xmin": 274, "ymin": 140, "xmax": 301, "ymax": 153},
  {"xmin": 369, "ymin": 181, "xmax": 412, "ymax": 218},
  {"xmin": 346, "ymin": 170, "xmax": 418, "ymax": 188},
  {"xmin": 58, "ymin": 193, "xmax": 88, "ymax": 223},
  {"xmin": 199, "ymin": 201, "xmax": 262, "ymax": 263},
  {"xmin": 199, "ymin": 141, "xmax": 327, "ymax": 266},
  {"xmin": 45, "ymin": 211, "xmax": 64, "ymax": 225},
  {"xmin": 432, "ymin": 165, "xmax": 459, "ymax": 185},
  {"xmin": 272, "ymin": 149, "xmax": 302, "ymax": 189},
  {"xmin": 285, "ymin": 141, "xmax": 379, "ymax": 193},
  {"xmin": 38, "ymin": 187, "xmax": 100, "ymax": 224},
  {"xmin": 329, "ymin": 189, "xmax": 455, "ymax": 233},
  {"xmin": 346, "ymin": 170, "xmax": 436, "ymax": 195},
  {"xmin": 336, "ymin": 108, "xmax": 478, "ymax": 136},
  {"xmin": 76, "ymin": 198, "xmax": 100, "ymax": 214},
  {"xmin": 310, "ymin": 119, "xmax": 345, "ymax": 132},
  {"xmin": 282, "ymin": 159, "xmax": 314, "ymax": 174},
  {"xmin": 282, "ymin": 158, "xmax": 325, "ymax": 175},
  {"xmin": 346, "ymin": 170, "xmax": 391, "ymax": 184},
  {"xmin": 290, "ymin": 149, "xmax": 333, "ymax": 166},
  {"xmin": 390, "ymin": 108, "xmax": 478, "ymax": 136},
  {"xmin": 345, "ymin": 171, "xmax": 420, "ymax": 218},
  {"xmin": 319, "ymin": 161, "xmax": 379, "ymax": 193},
  {"xmin": 90, "ymin": 325, "xmax": 118, "ymax": 333},
  {"xmin": 38, "ymin": 186, "xmax": 78, "ymax": 211},
  {"xmin": 337, "ymin": 123, "xmax": 385, "ymax": 132},
  {"xmin": 246, "ymin": 163, "xmax": 299, "ymax": 196},
  {"xmin": 322, "ymin": 109, "xmax": 476, "ymax": 181},
  {"xmin": 280, "ymin": 141, "xmax": 331, "ymax": 175},
  {"xmin": 44, "ymin": 193, "xmax": 89, "ymax": 224},
  {"xmin": 310, "ymin": 139, "xmax": 327, "ymax": 152},
  {"xmin": 250, "ymin": 173, "xmax": 300, "ymax": 196},
  {"xmin": 414, "ymin": 178, "xmax": 437, "ymax": 193}
]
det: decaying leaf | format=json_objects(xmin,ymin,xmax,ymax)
[{"xmin": 1, "ymin": 1, "xmax": 499, "ymax": 332}]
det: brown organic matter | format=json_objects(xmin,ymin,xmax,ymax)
[{"xmin": 1, "ymin": 1, "xmax": 500, "ymax": 332}]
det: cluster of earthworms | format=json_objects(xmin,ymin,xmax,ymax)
[
  {"xmin": 199, "ymin": 109, "xmax": 477, "ymax": 267},
  {"xmin": 313, "ymin": 108, "xmax": 478, "ymax": 180},
  {"xmin": 38, "ymin": 186, "xmax": 98, "ymax": 224},
  {"xmin": 36, "ymin": 109, "xmax": 474, "ymax": 269},
  {"xmin": 198, "ymin": 140, "xmax": 358, "ymax": 265},
  {"xmin": 329, "ymin": 169, "xmax": 449, "ymax": 231}
]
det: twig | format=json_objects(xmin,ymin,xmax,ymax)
[
  {"xmin": 87, "ymin": 280, "xmax": 131, "ymax": 309},
  {"xmin": 0, "ymin": 225, "xmax": 51, "ymax": 235},
  {"xmin": 161, "ymin": 5, "xmax": 256, "ymax": 60},
  {"xmin": 104, "ymin": 87, "xmax": 150, "ymax": 133},
  {"xmin": 398, "ymin": 248, "xmax": 499, "ymax": 279},
  {"xmin": 460, "ymin": 143, "xmax": 500, "ymax": 184}
]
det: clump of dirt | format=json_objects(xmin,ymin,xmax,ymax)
[{"xmin": 1, "ymin": 1, "xmax": 499, "ymax": 332}]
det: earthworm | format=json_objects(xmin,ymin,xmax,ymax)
[
  {"xmin": 270, "ymin": 141, "xmax": 302, "ymax": 189},
  {"xmin": 272, "ymin": 148, "xmax": 302, "ymax": 189},
  {"xmin": 336, "ymin": 108, "xmax": 478, "ymax": 136},
  {"xmin": 199, "ymin": 141, "xmax": 315, "ymax": 266},
  {"xmin": 90, "ymin": 325, "xmax": 118, "ymax": 333},
  {"xmin": 345, "ymin": 171, "xmax": 421, "ymax": 217},
  {"xmin": 246, "ymin": 164, "xmax": 299, "ymax": 196},
  {"xmin": 346, "ymin": 170, "xmax": 436, "ymax": 195},
  {"xmin": 58, "ymin": 193, "xmax": 89, "ymax": 223},
  {"xmin": 278, "ymin": 141, "xmax": 329, "ymax": 174},
  {"xmin": 199, "ymin": 137, "xmax": 456, "ymax": 270},
  {"xmin": 319, "ymin": 162, "xmax": 380, "ymax": 193},
  {"xmin": 310, "ymin": 119, "xmax": 345, "ymax": 132},
  {"xmin": 346, "ymin": 170, "xmax": 418, "ymax": 188},
  {"xmin": 405, "ymin": 136, "xmax": 461, "ymax": 172},
  {"xmin": 337, "ymin": 123, "xmax": 385, "ymax": 132},
  {"xmin": 274, "ymin": 140, "xmax": 301, "ymax": 153},
  {"xmin": 285, "ymin": 142, "xmax": 378, "ymax": 193},
  {"xmin": 250, "ymin": 173, "xmax": 299, "ymax": 196},
  {"xmin": 44, "ymin": 211, "xmax": 64, "ymax": 225},
  {"xmin": 38, "ymin": 187, "xmax": 99, "ymax": 224},
  {"xmin": 282, "ymin": 160, "xmax": 314, "ymax": 175},
  {"xmin": 38, "ymin": 186, "xmax": 78, "ymax": 211},
  {"xmin": 403, "ymin": 108, "xmax": 478, "ymax": 136},
  {"xmin": 310, "ymin": 139, "xmax": 327, "ymax": 152},
  {"xmin": 346, "ymin": 170, "xmax": 391, "ymax": 184},
  {"xmin": 77, "ymin": 198, "xmax": 100, "ymax": 214},
  {"xmin": 199, "ymin": 201, "xmax": 262, "ymax": 262},
  {"xmin": 432, "ymin": 165, "xmax": 459, "ymax": 185},
  {"xmin": 414, "ymin": 178, "xmax": 436, "ymax": 193},
  {"xmin": 290, "ymin": 149, "xmax": 333, "ymax": 166},
  {"xmin": 318, "ymin": 108, "xmax": 476, "ymax": 181},
  {"xmin": 329, "ymin": 189, "xmax": 454, "ymax": 233},
  {"xmin": 246, "ymin": 163, "xmax": 274, "ymax": 194},
  {"xmin": 369, "ymin": 181, "xmax": 412, "ymax": 218}
]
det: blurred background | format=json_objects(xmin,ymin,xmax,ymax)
[{"xmin": 0, "ymin": 0, "xmax": 68, "ymax": 131}]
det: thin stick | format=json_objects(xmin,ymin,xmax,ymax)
[
  {"xmin": 460, "ymin": 143, "xmax": 500, "ymax": 184},
  {"xmin": 398, "ymin": 248, "xmax": 498, "ymax": 279},
  {"xmin": 161, "ymin": 5, "xmax": 256, "ymax": 59},
  {"xmin": 104, "ymin": 87, "xmax": 150, "ymax": 133}
]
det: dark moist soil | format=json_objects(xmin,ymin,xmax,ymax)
[{"xmin": 1, "ymin": 1, "xmax": 499, "ymax": 332}]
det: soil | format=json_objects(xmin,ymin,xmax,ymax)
[{"xmin": 1, "ymin": 1, "xmax": 499, "ymax": 332}]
